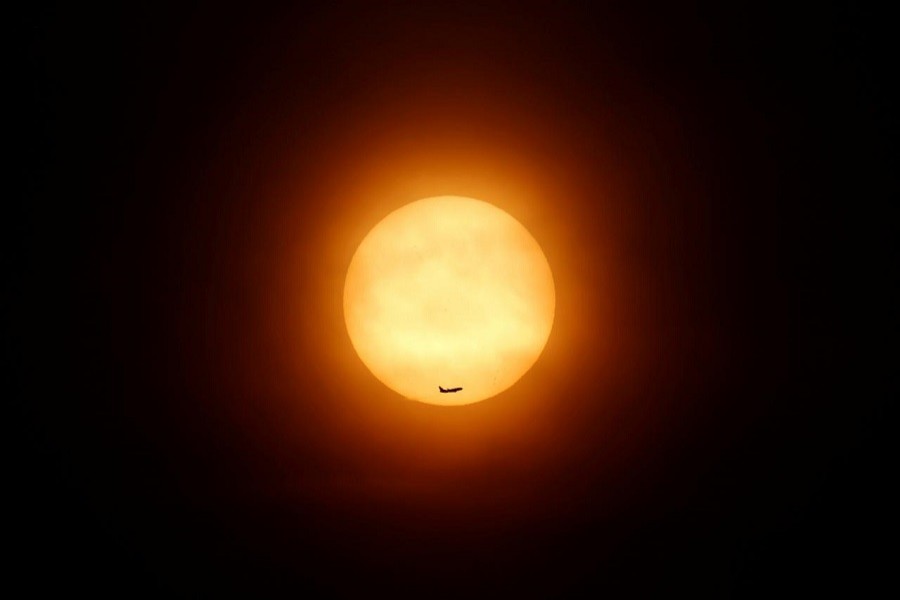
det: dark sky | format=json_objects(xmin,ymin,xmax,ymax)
[{"xmin": 16, "ymin": 2, "xmax": 891, "ymax": 597}]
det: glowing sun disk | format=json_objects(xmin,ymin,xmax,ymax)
[{"xmin": 343, "ymin": 196, "xmax": 555, "ymax": 406}]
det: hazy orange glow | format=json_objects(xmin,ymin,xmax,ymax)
[
  {"xmin": 263, "ymin": 90, "xmax": 622, "ymax": 472},
  {"xmin": 344, "ymin": 196, "xmax": 555, "ymax": 405}
]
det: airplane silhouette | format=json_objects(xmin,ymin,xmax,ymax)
[{"xmin": 439, "ymin": 386, "xmax": 463, "ymax": 393}]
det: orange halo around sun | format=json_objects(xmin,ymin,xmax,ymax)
[{"xmin": 343, "ymin": 196, "xmax": 555, "ymax": 406}]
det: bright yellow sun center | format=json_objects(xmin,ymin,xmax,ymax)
[{"xmin": 343, "ymin": 196, "xmax": 555, "ymax": 406}]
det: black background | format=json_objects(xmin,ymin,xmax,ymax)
[{"xmin": 16, "ymin": 1, "xmax": 891, "ymax": 597}]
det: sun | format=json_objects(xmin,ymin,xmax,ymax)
[{"xmin": 343, "ymin": 196, "xmax": 555, "ymax": 406}]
